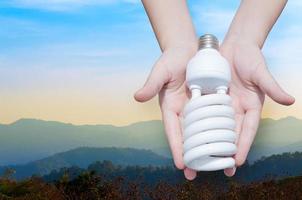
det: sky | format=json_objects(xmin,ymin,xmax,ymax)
[{"xmin": 0, "ymin": 0, "xmax": 301, "ymax": 126}]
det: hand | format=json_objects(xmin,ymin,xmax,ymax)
[
  {"xmin": 134, "ymin": 45, "xmax": 198, "ymax": 180},
  {"xmin": 220, "ymin": 39, "xmax": 295, "ymax": 176}
]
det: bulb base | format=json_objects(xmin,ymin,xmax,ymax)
[{"xmin": 198, "ymin": 34, "xmax": 219, "ymax": 50}]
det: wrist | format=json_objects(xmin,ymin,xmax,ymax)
[
  {"xmin": 220, "ymin": 34, "xmax": 259, "ymax": 60},
  {"xmin": 223, "ymin": 29, "xmax": 264, "ymax": 49},
  {"xmin": 222, "ymin": 28, "xmax": 264, "ymax": 58},
  {"xmin": 223, "ymin": 0, "xmax": 287, "ymax": 49}
]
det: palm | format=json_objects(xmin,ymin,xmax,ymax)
[
  {"xmin": 159, "ymin": 82, "xmax": 188, "ymax": 120},
  {"xmin": 135, "ymin": 47, "xmax": 197, "ymax": 179},
  {"xmin": 162, "ymin": 76, "xmax": 209, "ymax": 179},
  {"xmin": 220, "ymin": 42, "xmax": 294, "ymax": 168},
  {"xmin": 221, "ymin": 44, "xmax": 265, "ymax": 166},
  {"xmin": 158, "ymin": 49, "xmax": 191, "ymax": 117},
  {"xmin": 158, "ymin": 49, "xmax": 196, "ymax": 178}
]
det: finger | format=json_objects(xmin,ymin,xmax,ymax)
[
  {"xmin": 235, "ymin": 109, "xmax": 261, "ymax": 166},
  {"xmin": 162, "ymin": 110, "xmax": 185, "ymax": 170},
  {"xmin": 134, "ymin": 59, "xmax": 170, "ymax": 102},
  {"xmin": 224, "ymin": 113, "xmax": 243, "ymax": 176},
  {"xmin": 229, "ymin": 95, "xmax": 244, "ymax": 141},
  {"xmin": 224, "ymin": 167, "xmax": 236, "ymax": 177},
  {"xmin": 184, "ymin": 168, "xmax": 197, "ymax": 180},
  {"xmin": 178, "ymin": 115, "xmax": 197, "ymax": 179},
  {"xmin": 234, "ymin": 113, "xmax": 244, "ymax": 143},
  {"xmin": 254, "ymin": 65, "xmax": 295, "ymax": 106}
]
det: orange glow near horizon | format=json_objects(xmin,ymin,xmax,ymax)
[{"xmin": 0, "ymin": 67, "xmax": 300, "ymax": 126}]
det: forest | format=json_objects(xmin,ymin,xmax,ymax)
[{"xmin": 1, "ymin": 152, "xmax": 302, "ymax": 200}]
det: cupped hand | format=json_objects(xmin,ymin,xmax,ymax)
[
  {"xmin": 220, "ymin": 39, "xmax": 295, "ymax": 176},
  {"xmin": 134, "ymin": 46, "xmax": 198, "ymax": 180},
  {"xmin": 134, "ymin": 39, "xmax": 295, "ymax": 180}
]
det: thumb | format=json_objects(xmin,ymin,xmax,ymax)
[
  {"xmin": 254, "ymin": 64, "xmax": 295, "ymax": 106},
  {"xmin": 134, "ymin": 59, "xmax": 170, "ymax": 102}
]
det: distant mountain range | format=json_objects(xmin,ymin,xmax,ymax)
[
  {"xmin": 0, "ymin": 147, "xmax": 172, "ymax": 180},
  {"xmin": 0, "ymin": 119, "xmax": 168, "ymax": 165},
  {"xmin": 2, "ymin": 146, "xmax": 302, "ymax": 182},
  {"xmin": 0, "ymin": 117, "xmax": 301, "ymax": 166},
  {"xmin": 42, "ymin": 151, "xmax": 302, "ymax": 185},
  {"xmin": 249, "ymin": 117, "xmax": 302, "ymax": 162}
]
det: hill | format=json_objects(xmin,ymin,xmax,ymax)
[
  {"xmin": 249, "ymin": 117, "xmax": 302, "ymax": 162},
  {"xmin": 0, "ymin": 119, "xmax": 168, "ymax": 165},
  {"xmin": 0, "ymin": 117, "xmax": 302, "ymax": 165},
  {"xmin": 2, "ymin": 169, "xmax": 302, "ymax": 199},
  {"xmin": 235, "ymin": 151, "xmax": 302, "ymax": 182},
  {"xmin": 0, "ymin": 147, "xmax": 172, "ymax": 180},
  {"xmin": 43, "ymin": 151, "xmax": 302, "ymax": 184}
]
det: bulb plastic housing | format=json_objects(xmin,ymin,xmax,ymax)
[{"xmin": 186, "ymin": 48, "xmax": 231, "ymax": 94}]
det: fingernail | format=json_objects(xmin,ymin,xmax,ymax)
[{"xmin": 224, "ymin": 167, "xmax": 236, "ymax": 177}]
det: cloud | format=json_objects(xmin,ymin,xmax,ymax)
[
  {"xmin": 190, "ymin": 4, "xmax": 237, "ymax": 40},
  {"xmin": 0, "ymin": 16, "xmax": 49, "ymax": 38},
  {"xmin": 264, "ymin": 17, "xmax": 302, "ymax": 71},
  {"xmin": 1, "ymin": 0, "xmax": 140, "ymax": 11},
  {"xmin": 286, "ymin": 0, "xmax": 302, "ymax": 10},
  {"xmin": 262, "ymin": 22, "xmax": 302, "ymax": 120}
]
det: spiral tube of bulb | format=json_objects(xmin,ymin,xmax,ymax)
[{"xmin": 183, "ymin": 88, "xmax": 237, "ymax": 171}]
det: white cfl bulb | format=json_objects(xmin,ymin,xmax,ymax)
[{"xmin": 183, "ymin": 34, "xmax": 237, "ymax": 171}]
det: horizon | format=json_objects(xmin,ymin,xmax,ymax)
[{"xmin": 1, "ymin": 115, "xmax": 301, "ymax": 127}]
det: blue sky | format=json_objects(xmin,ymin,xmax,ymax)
[
  {"xmin": 0, "ymin": 0, "xmax": 154, "ymax": 70},
  {"xmin": 0, "ymin": 0, "xmax": 300, "ymax": 71},
  {"xmin": 0, "ymin": 0, "xmax": 301, "ymax": 125}
]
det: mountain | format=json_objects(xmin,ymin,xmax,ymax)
[
  {"xmin": 248, "ymin": 117, "xmax": 302, "ymax": 162},
  {"xmin": 0, "ymin": 119, "xmax": 169, "ymax": 165},
  {"xmin": 43, "ymin": 151, "xmax": 302, "ymax": 186},
  {"xmin": 1, "ymin": 146, "xmax": 302, "ymax": 182},
  {"xmin": 0, "ymin": 117, "xmax": 302, "ymax": 166},
  {"xmin": 0, "ymin": 147, "xmax": 172, "ymax": 180}
]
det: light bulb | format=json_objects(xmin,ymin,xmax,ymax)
[{"xmin": 183, "ymin": 34, "xmax": 237, "ymax": 171}]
